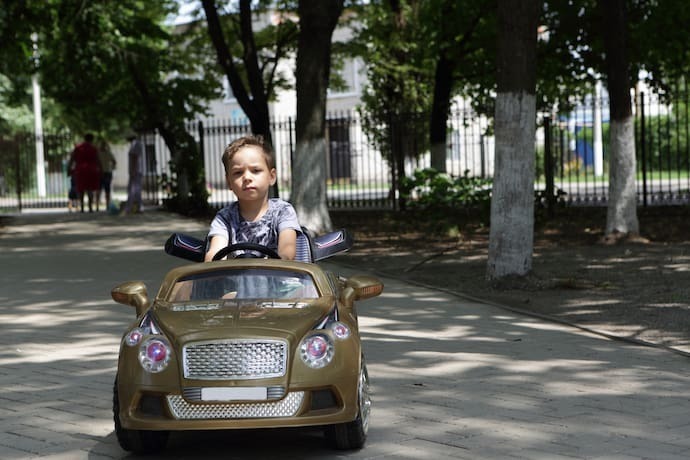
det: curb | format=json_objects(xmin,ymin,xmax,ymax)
[{"xmin": 334, "ymin": 260, "xmax": 690, "ymax": 360}]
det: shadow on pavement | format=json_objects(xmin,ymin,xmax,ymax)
[{"xmin": 2, "ymin": 211, "xmax": 690, "ymax": 459}]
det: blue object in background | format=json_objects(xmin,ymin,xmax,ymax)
[{"xmin": 574, "ymin": 126, "xmax": 594, "ymax": 167}]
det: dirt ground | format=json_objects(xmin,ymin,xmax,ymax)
[{"xmin": 333, "ymin": 206, "xmax": 690, "ymax": 356}]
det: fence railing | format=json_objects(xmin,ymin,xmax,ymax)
[
  {"xmin": 2, "ymin": 90, "xmax": 690, "ymax": 214},
  {"xmin": 541, "ymin": 90, "xmax": 690, "ymax": 208}
]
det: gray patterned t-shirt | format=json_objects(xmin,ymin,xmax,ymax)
[{"xmin": 208, "ymin": 198, "xmax": 301, "ymax": 252}]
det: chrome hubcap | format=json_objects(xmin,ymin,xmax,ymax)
[{"xmin": 358, "ymin": 363, "xmax": 371, "ymax": 434}]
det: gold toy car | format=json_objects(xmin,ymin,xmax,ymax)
[{"xmin": 111, "ymin": 230, "xmax": 383, "ymax": 454}]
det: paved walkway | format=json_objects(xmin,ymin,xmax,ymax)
[{"xmin": 1, "ymin": 210, "xmax": 690, "ymax": 459}]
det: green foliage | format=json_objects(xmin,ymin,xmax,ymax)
[
  {"xmin": 30, "ymin": 0, "xmax": 220, "ymax": 213},
  {"xmin": 539, "ymin": 0, "xmax": 690, "ymax": 105},
  {"xmin": 637, "ymin": 98, "xmax": 690, "ymax": 172},
  {"xmin": 353, "ymin": 1, "xmax": 434, "ymax": 162},
  {"xmin": 399, "ymin": 167, "xmax": 492, "ymax": 212}
]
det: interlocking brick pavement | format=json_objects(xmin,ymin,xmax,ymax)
[{"xmin": 1, "ymin": 210, "xmax": 689, "ymax": 459}]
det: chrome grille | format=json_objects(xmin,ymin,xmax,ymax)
[
  {"xmin": 183, "ymin": 339, "xmax": 287, "ymax": 380},
  {"xmin": 167, "ymin": 392, "xmax": 304, "ymax": 419}
]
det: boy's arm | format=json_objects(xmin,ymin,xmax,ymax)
[
  {"xmin": 277, "ymin": 228, "xmax": 297, "ymax": 260},
  {"xmin": 205, "ymin": 235, "xmax": 228, "ymax": 262}
]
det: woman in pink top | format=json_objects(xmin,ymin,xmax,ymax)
[{"xmin": 69, "ymin": 133, "xmax": 101, "ymax": 212}]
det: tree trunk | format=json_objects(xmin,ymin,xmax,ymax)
[
  {"xmin": 486, "ymin": 0, "xmax": 538, "ymax": 280},
  {"xmin": 291, "ymin": 0, "xmax": 343, "ymax": 233},
  {"xmin": 429, "ymin": 53, "xmax": 453, "ymax": 173},
  {"xmin": 602, "ymin": 0, "xmax": 639, "ymax": 236},
  {"xmin": 201, "ymin": 0, "xmax": 273, "ymax": 147}
]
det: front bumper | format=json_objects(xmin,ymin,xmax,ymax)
[{"xmin": 118, "ymin": 381, "xmax": 359, "ymax": 431}]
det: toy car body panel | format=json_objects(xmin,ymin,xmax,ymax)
[{"xmin": 112, "ymin": 255, "xmax": 382, "ymax": 453}]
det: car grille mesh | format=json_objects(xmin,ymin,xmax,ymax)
[
  {"xmin": 166, "ymin": 392, "xmax": 304, "ymax": 419},
  {"xmin": 183, "ymin": 339, "xmax": 287, "ymax": 380}
]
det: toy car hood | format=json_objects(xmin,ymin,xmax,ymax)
[{"xmin": 150, "ymin": 295, "xmax": 337, "ymax": 341}]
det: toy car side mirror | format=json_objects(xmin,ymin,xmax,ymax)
[
  {"xmin": 112, "ymin": 281, "xmax": 150, "ymax": 316},
  {"xmin": 342, "ymin": 275, "xmax": 384, "ymax": 303}
]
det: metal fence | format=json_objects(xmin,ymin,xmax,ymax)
[
  {"xmin": 0, "ymin": 132, "xmax": 76, "ymax": 212},
  {"xmin": 2, "ymin": 90, "xmax": 690, "ymax": 214},
  {"xmin": 541, "ymin": 90, "xmax": 690, "ymax": 208}
]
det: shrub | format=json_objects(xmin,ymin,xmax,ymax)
[{"xmin": 399, "ymin": 168, "xmax": 492, "ymax": 212}]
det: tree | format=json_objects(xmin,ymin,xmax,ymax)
[
  {"xmin": 291, "ymin": 0, "xmax": 344, "ymax": 232},
  {"xmin": 426, "ymin": 0, "xmax": 494, "ymax": 172},
  {"xmin": 538, "ymin": 1, "xmax": 690, "ymax": 237},
  {"xmin": 200, "ymin": 0, "xmax": 298, "ymax": 148},
  {"xmin": 0, "ymin": 1, "xmax": 54, "ymax": 133},
  {"xmin": 486, "ymin": 0, "xmax": 538, "ymax": 280},
  {"xmin": 601, "ymin": 0, "xmax": 638, "ymax": 236},
  {"xmin": 353, "ymin": 1, "xmax": 433, "ymax": 210},
  {"xmin": 36, "ymin": 0, "xmax": 219, "ymax": 214},
  {"xmin": 354, "ymin": 0, "xmax": 495, "ymax": 196}
]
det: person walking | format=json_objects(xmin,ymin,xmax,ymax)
[
  {"xmin": 122, "ymin": 134, "xmax": 145, "ymax": 214},
  {"xmin": 97, "ymin": 137, "xmax": 117, "ymax": 211},
  {"xmin": 68, "ymin": 133, "xmax": 101, "ymax": 213}
]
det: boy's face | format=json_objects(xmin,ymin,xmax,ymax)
[{"xmin": 225, "ymin": 146, "xmax": 276, "ymax": 202}]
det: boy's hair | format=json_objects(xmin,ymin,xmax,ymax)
[{"xmin": 222, "ymin": 135, "xmax": 275, "ymax": 173}]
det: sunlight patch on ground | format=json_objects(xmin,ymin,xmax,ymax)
[
  {"xmin": 359, "ymin": 316, "xmax": 407, "ymax": 328},
  {"xmin": 562, "ymin": 298, "xmax": 621, "ymax": 307},
  {"xmin": 663, "ymin": 263, "xmax": 690, "ymax": 271},
  {"xmin": 561, "ymin": 309, "xmax": 605, "ymax": 315},
  {"xmin": 361, "ymin": 321, "xmax": 473, "ymax": 341},
  {"xmin": 511, "ymin": 321, "xmax": 575, "ymax": 332},
  {"xmin": 2, "ymin": 337, "xmax": 120, "ymax": 365},
  {"xmin": 648, "ymin": 302, "xmax": 690, "ymax": 308},
  {"xmin": 2, "ymin": 304, "xmax": 125, "ymax": 328},
  {"xmin": 491, "ymin": 314, "xmax": 520, "ymax": 321},
  {"xmin": 379, "ymin": 292, "xmax": 410, "ymax": 299},
  {"xmin": 584, "ymin": 264, "xmax": 614, "ymax": 269},
  {"xmin": 456, "ymin": 314, "xmax": 481, "ymax": 320},
  {"xmin": 409, "ymin": 295, "xmax": 452, "ymax": 302},
  {"xmin": 372, "ymin": 358, "xmax": 486, "ymax": 377}
]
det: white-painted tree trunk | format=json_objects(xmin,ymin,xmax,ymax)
[
  {"xmin": 605, "ymin": 117, "xmax": 639, "ymax": 234},
  {"xmin": 292, "ymin": 138, "xmax": 332, "ymax": 234},
  {"xmin": 487, "ymin": 92, "xmax": 536, "ymax": 279}
]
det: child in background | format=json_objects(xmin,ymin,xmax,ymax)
[
  {"xmin": 67, "ymin": 170, "xmax": 79, "ymax": 212},
  {"xmin": 205, "ymin": 135, "xmax": 300, "ymax": 261}
]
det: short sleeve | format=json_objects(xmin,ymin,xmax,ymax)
[
  {"xmin": 275, "ymin": 201, "xmax": 301, "ymax": 233},
  {"xmin": 207, "ymin": 214, "xmax": 229, "ymax": 239},
  {"xmin": 208, "ymin": 204, "xmax": 238, "ymax": 240}
]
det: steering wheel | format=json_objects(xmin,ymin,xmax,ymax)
[{"xmin": 212, "ymin": 243, "xmax": 281, "ymax": 261}]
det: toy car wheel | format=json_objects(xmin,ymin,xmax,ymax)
[
  {"xmin": 327, "ymin": 357, "xmax": 371, "ymax": 450},
  {"xmin": 113, "ymin": 376, "xmax": 169, "ymax": 454}
]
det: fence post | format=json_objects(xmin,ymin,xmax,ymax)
[
  {"xmin": 639, "ymin": 91, "xmax": 648, "ymax": 207},
  {"xmin": 197, "ymin": 120, "xmax": 205, "ymax": 160},
  {"xmin": 14, "ymin": 134, "xmax": 22, "ymax": 212},
  {"xmin": 388, "ymin": 113, "xmax": 402, "ymax": 211},
  {"xmin": 543, "ymin": 115, "xmax": 555, "ymax": 218},
  {"xmin": 288, "ymin": 116, "xmax": 294, "ymax": 171}
]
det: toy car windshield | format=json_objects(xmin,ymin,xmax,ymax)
[{"xmin": 167, "ymin": 268, "xmax": 319, "ymax": 302}]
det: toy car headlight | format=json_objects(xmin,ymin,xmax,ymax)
[
  {"xmin": 329, "ymin": 321, "xmax": 351, "ymax": 340},
  {"xmin": 124, "ymin": 328, "xmax": 144, "ymax": 346},
  {"xmin": 299, "ymin": 334, "xmax": 334, "ymax": 369},
  {"xmin": 138, "ymin": 337, "xmax": 172, "ymax": 373}
]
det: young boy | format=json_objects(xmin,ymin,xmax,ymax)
[{"xmin": 205, "ymin": 135, "xmax": 300, "ymax": 261}]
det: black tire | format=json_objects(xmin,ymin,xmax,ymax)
[
  {"xmin": 113, "ymin": 376, "xmax": 169, "ymax": 454},
  {"xmin": 326, "ymin": 359, "xmax": 371, "ymax": 450}
]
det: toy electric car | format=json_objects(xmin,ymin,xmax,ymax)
[{"xmin": 111, "ymin": 229, "xmax": 383, "ymax": 454}]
